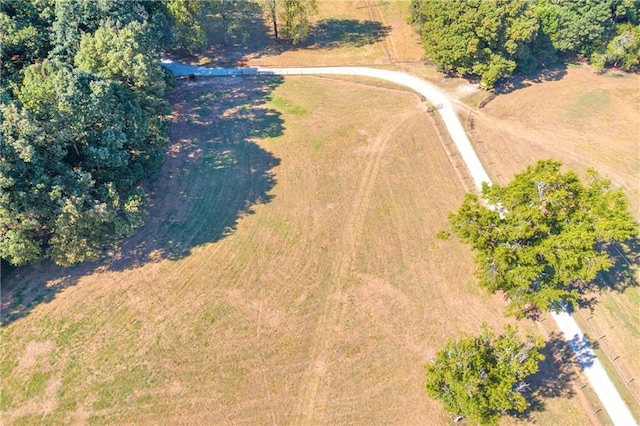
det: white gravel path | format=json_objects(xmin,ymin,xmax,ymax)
[{"xmin": 162, "ymin": 59, "xmax": 638, "ymax": 425}]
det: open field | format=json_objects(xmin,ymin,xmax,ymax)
[
  {"xmin": 2, "ymin": 1, "xmax": 638, "ymax": 424},
  {"xmin": 1, "ymin": 77, "xmax": 593, "ymax": 424},
  {"xmin": 467, "ymin": 65, "xmax": 640, "ymax": 418}
]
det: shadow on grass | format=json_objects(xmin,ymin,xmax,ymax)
[
  {"xmin": 514, "ymin": 331, "xmax": 593, "ymax": 420},
  {"xmin": 496, "ymin": 64, "xmax": 568, "ymax": 95},
  {"xmin": 303, "ymin": 19, "xmax": 390, "ymax": 50},
  {"xmin": 575, "ymin": 236, "xmax": 639, "ymax": 312},
  {"xmin": 180, "ymin": 0, "xmax": 390, "ymax": 66},
  {"xmin": 110, "ymin": 75, "xmax": 284, "ymax": 268},
  {"xmin": 1, "ymin": 75, "xmax": 284, "ymax": 326}
]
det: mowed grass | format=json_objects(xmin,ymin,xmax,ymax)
[
  {"xmin": 187, "ymin": 0, "xmax": 424, "ymax": 68},
  {"xmin": 1, "ymin": 77, "xmax": 591, "ymax": 424},
  {"xmin": 470, "ymin": 66, "xmax": 640, "ymax": 415}
]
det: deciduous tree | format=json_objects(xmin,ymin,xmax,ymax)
[
  {"xmin": 448, "ymin": 160, "xmax": 638, "ymax": 317},
  {"xmin": 425, "ymin": 325, "xmax": 544, "ymax": 424},
  {"xmin": 411, "ymin": 0, "xmax": 539, "ymax": 88},
  {"xmin": 1, "ymin": 60, "xmax": 152, "ymax": 266},
  {"xmin": 259, "ymin": 0, "xmax": 317, "ymax": 45}
]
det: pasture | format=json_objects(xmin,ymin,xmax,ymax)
[
  {"xmin": 469, "ymin": 65, "xmax": 640, "ymax": 418},
  {"xmin": 1, "ymin": 76, "xmax": 591, "ymax": 424},
  {"xmin": 2, "ymin": 0, "xmax": 638, "ymax": 423}
]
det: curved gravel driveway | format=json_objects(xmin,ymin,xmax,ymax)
[{"xmin": 162, "ymin": 59, "xmax": 637, "ymax": 426}]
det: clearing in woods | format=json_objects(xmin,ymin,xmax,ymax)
[{"xmin": 1, "ymin": 76, "xmax": 591, "ymax": 424}]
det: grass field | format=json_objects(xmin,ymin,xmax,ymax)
[
  {"xmin": 467, "ymin": 66, "xmax": 640, "ymax": 416},
  {"xmin": 1, "ymin": 76, "xmax": 593, "ymax": 424},
  {"xmin": 2, "ymin": 1, "xmax": 638, "ymax": 424}
]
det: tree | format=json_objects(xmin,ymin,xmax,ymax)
[
  {"xmin": 280, "ymin": 0, "xmax": 318, "ymax": 45},
  {"xmin": 210, "ymin": 0, "xmax": 246, "ymax": 46},
  {"xmin": 411, "ymin": 0, "xmax": 539, "ymax": 88},
  {"xmin": 165, "ymin": 0, "xmax": 212, "ymax": 52},
  {"xmin": 604, "ymin": 23, "xmax": 640, "ymax": 70},
  {"xmin": 425, "ymin": 325, "xmax": 544, "ymax": 424},
  {"xmin": 449, "ymin": 160, "xmax": 638, "ymax": 317},
  {"xmin": 0, "ymin": 0, "xmax": 53, "ymax": 86},
  {"xmin": 0, "ymin": 0, "xmax": 184, "ymax": 268},
  {"xmin": 50, "ymin": 0, "xmax": 160, "ymax": 61},
  {"xmin": 259, "ymin": 0, "xmax": 317, "ymax": 45},
  {"xmin": 538, "ymin": 0, "xmax": 616, "ymax": 59},
  {"xmin": 0, "ymin": 60, "xmax": 151, "ymax": 266},
  {"xmin": 535, "ymin": 0, "xmax": 640, "ymax": 66},
  {"xmin": 74, "ymin": 20, "xmax": 170, "ymax": 115},
  {"xmin": 260, "ymin": 0, "xmax": 281, "ymax": 40}
]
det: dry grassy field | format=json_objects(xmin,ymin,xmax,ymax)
[
  {"xmin": 466, "ymin": 66, "xmax": 640, "ymax": 418},
  {"xmin": 2, "ymin": 1, "xmax": 638, "ymax": 424},
  {"xmin": 2, "ymin": 76, "xmax": 592, "ymax": 424}
]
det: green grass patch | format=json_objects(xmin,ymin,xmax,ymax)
[
  {"xmin": 92, "ymin": 366, "xmax": 154, "ymax": 411},
  {"xmin": 24, "ymin": 371, "xmax": 50, "ymax": 398},
  {"xmin": 567, "ymin": 90, "xmax": 611, "ymax": 118},
  {"xmin": 0, "ymin": 389, "xmax": 13, "ymax": 411},
  {"xmin": 267, "ymin": 95, "xmax": 309, "ymax": 116}
]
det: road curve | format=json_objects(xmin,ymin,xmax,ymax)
[{"xmin": 161, "ymin": 59, "xmax": 637, "ymax": 426}]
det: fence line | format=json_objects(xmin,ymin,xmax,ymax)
[{"xmin": 576, "ymin": 306, "xmax": 640, "ymax": 406}]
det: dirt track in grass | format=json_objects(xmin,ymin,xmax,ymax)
[{"xmin": 1, "ymin": 76, "xmax": 593, "ymax": 424}]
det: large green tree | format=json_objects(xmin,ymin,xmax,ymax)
[
  {"xmin": 602, "ymin": 23, "xmax": 640, "ymax": 70},
  {"xmin": 74, "ymin": 20, "xmax": 170, "ymax": 140},
  {"xmin": 0, "ymin": 0, "xmax": 185, "ymax": 267},
  {"xmin": 411, "ymin": 0, "xmax": 539, "ymax": 88},
  {"xmin": 425, "ymin": 325, "xmax": 544, "ymax": 424},
  {"xmin": 1, "ymin": 60, "xmax": 150, "ymax": 266},
  {"xmin": 449, "ymin": 160, "xmax": 637, "ymax": 317},
  {"xmin": 536, "ymin": 0, "xmax": 639, "ymax": 59},
  {"xmin": 165, "ymin": 0, "xmax": 215, "ymax": 52},
  {"xmin": 0, "ymin": 0, "xmax": 54, "ymax": 86}
]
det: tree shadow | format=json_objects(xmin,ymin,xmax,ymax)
[
  {"xmin": 302, "ymin": 19, "xmax": 390, "ymax": 50},
  {"xmin": 514, "ymin": 331, "xmax": 594, "ymax": 420},
  {"xmin": 110, "ymin": 75, "xmax": 283, "ymax": 269},
  {"xmin": 181, "ymin": 0, "xmax": 390, "ymax": 66},
  {"xmin": 496, "ymin": 63, "xmax": 568, "ymax": 95},
  {"xmin": 575, "ymin": 237, "xmax": 639, "ymax": 312},
  {"xmin": 1, "ymin": 75, "xmax": 284, "ymax": 326},
  {"xmin": 594, "ymin": 238, "xmax": 639, "ymax": 292}
]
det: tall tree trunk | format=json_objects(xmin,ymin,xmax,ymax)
[{"xmin": 272, "ymin": 9, "xmax": 278, "ymax": 39}]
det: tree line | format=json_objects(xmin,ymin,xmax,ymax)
[
  {"xmin": 411, "ymin": 0, "xmax": 640, "ymax": 88},
  {"xmin": 1, "ymin": 0, "xmax": 213, "ymax": 267},
  {"xmin": 0, "ymin": 0, "xmax": 320, "ymax": 268}
]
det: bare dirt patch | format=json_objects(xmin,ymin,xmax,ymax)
[{"xmin": 17, "ymin": 341, "xmax": 53, "ymax": 372}]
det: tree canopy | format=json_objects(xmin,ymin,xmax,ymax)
[
  {"xmin": 259, "ymin": 0, "xmax": 318, "ymax": 45},
  {"xmin": 1, "ymin": 60, "xmax": 151, "ymax": 266},
  {"xmin": 411, "ymin": 0, "xmax": 640, "ymax": 87},
  {"xmin": 0, "ymin": 0, "xmax": 195, "ymax": 267},
  {"xmin": 411, "ymin": 0, "xmax": 540, "ymax": 88},
  {"xmin": 448, "ymin": 160, "xmax": 637, "ymax": 317},
  {"xmin": 425, "ymin": 325, "xmax": 544, "ymax": 424}
]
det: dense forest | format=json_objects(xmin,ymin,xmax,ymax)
[
  {"xmin": 0, "ymin": 0, "xmax": 213, "ymax": 267},
  {"xmin": 0, "ymin": 0, "xmax": 319, "ymax": 267},
  {"xmin": 411, "ymin": 0, "xmax": 640, "ymax": 88}
]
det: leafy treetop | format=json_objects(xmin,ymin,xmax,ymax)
[
  {"xmin": 449, "ymin": 160, "xmax": 637, "ymax": 317},
  {"xmin": 425, "ymin": 324, "xmax": 544, "ymax": 425}
]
